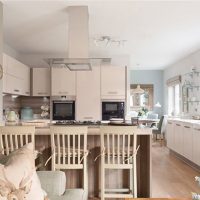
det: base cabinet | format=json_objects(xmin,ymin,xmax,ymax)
[
  {"xmin": 167, "ymin": 120, "xmax": 200, "ymax": 167},
  {"xmin": 183, "ymin": 123, "xmax": 193, "ymax": 161},
  {"xmin": 193, "ymin": 125, "xmax": 200, "ymax": 166},
  {"xmin": 173, "ymin": 122, "xmax": 183, "ymax": 155},
  {"xmin": 166, "ymin": 121, "xmax": 174, "ymax": 150}
]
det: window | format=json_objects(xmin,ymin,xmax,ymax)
[{"xmin": 168, "ymin": 84, "xmax": 180, "ymax": 116}]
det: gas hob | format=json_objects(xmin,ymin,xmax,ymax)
[{"xmin": 54, "ymin": 120, "xmax": 101, "ymax": 125}]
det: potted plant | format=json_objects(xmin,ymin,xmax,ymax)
[{"xmin": 138, "ymin": 107, "xmax": 148, "ymax": 117}]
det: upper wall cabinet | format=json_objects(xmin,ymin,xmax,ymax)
[
  {"xmin": 3, "ymin": 54, "xmax": 30, "ymax": 96},
  {"xmin": 51, "ymin": 68, "xmax": 76, "ymax": 96},
  {"xmin": 32, "ymin": 68, "xmax": 50, "ymax": 96},
  {"xmin": 101, "ymin": 65, "xmax": 126, "ymax": 99}
]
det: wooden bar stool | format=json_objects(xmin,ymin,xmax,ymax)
[
  {"xmin": 100, "ymin": 126, "xmax": 139, "ymax": 200},
  {"xmin": 50, "ymin": 126, "xmax": 88, "ymax": 193},
  {"xmin": 0, "ymin": 126, "xmax": 35, "ymax": 155}
]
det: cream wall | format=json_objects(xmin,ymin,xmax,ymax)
[
  {"xmin": 163, "ymin": 50, "xmax": 200, "ymax": 115},
  {"xmin": 4, "ymin": 43, "xmax": 21, "ymax": 60}
]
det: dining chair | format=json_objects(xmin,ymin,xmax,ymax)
[
  {"xmin": 0, "ymin": 126, "xmax": 35, "ymax": 155},
  {"xmin": 50, "ymin": 126, "xmax": 88, "ymax": 193},
  {"xmin": 152, "ymin": 115, "xmax": 167, "ymax": 145},
  {"xmin": 100, "ymin": 126, "xmax": 139, "ymax": 200}
]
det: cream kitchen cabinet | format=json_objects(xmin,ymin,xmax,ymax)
[
  {"xmin": 3, "ymin": 73, "xmax": 22, "ymax": 95},
  {"xmin": 76, "ymin": 67, "xmax": 101, "ymax": 121},
  {"xmin": 3, "ymin": 53, "xmax": 30, "ymax": 96},
  {"xmin": 193, "ymin": 124, "xmax": 200, "ymax": 166},
  {"xmin": 21, "ymin": 63, "xmax": 30, "ymax": 96},
  {"xmin": 101, "ymin": 65, "xmax": 126, "ymax": 99},
  {"xmin": 166, "ymin": 120, "xmax": 174, "ymax": 150},
  {"xmin": 32, "ymin": 68, "xmax": 50, "ymax": 96},
  {"xmin": 173, "ymin": 121, "xmax": 183, "ymax": 155},
  {"xmin": 51, "ymin": 68, "xmax": 76, "ymax": 96},
  {"xmin": 183, "ymin": 122, "xmax": 193, "ymax": 161}
]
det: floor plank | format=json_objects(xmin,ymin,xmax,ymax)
[{"xmin": 152, "ymin": 141, "xmax": 200, "ymax": 198}]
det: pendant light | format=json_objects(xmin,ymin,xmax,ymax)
[{"xmin": 132, "ymin": 85, "xmax": 144, "ymax": 94}]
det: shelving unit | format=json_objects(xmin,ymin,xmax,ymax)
[{"xmin": 182, "ymin": 69, "xmax": 200, "ymax": 113}]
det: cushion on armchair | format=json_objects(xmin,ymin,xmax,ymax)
[
  {"xmin": 37, "ymin": 171, "xmax": 66, "ymax": 196},
  {"xmin": 0, "ymin": 143, "xmax": 47, "ymax": 200}
]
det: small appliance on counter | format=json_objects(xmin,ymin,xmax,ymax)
[
  {"xmin": 20, "ymin": 107, "xmax": 33, "ymax": 120},
  {"xmin": 102, "ymin": 101, "xmax": 124, "ymax": 120},
  {"xmin": 5, "ymin": 110, "xmax": 19, "ymax": 125}
]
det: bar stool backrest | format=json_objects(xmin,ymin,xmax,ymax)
[
  {"xmin": 50, "ymin": 126, "xmax": 88, "ymax": 168},
  {"xmin": 100, "ymin": 126, "xmax": 137, "ymax": 165},
  {"xmin": 0, "ymin": 126, "xmax": 35, "ymax": 155}
]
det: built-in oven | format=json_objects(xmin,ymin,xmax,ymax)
[
  {"xmin": 102, "ymin": 101, "xmax": 124, "ymax": 120},
  {"xmin": 52, "ymin": 100, "xmax": 75, "ymax": 121}
]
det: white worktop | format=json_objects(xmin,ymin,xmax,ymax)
[{"xmin": 168, "ymin": 117, "xmax": 200, "ymax": 125}]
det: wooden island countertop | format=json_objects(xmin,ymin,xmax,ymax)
[{"xmin": 35, "ymin": 125, "xmax": 152, "ymax": 136}]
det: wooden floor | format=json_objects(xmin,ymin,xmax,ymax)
[
  {"xmin": 152, "ymin": 141, "xmax": 200, "ymax": 198},
  {"xmin": 90, "ymin": 140, "xmax": 200, "ymax": 200}
]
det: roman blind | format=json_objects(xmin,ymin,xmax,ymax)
[{"xmin": 166, "ymin": 75, "xmax": 181, "ymax": 86}]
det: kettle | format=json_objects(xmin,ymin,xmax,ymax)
[{"xmin": 6, "ymin": 111, "xmax": 19, "ymax": 122}]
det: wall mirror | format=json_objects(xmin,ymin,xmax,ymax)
[{"xmin": 130, "ymin": 84, "xmax": 154, "ymax": 111}]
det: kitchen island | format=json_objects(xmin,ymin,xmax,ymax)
[{"xmin": 34, "ymin": 125, "xmax": 152, "ymax": 198}]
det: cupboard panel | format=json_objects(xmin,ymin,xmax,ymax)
[
  {"xmin": 51, "ymin": 68, "xmax": 76, "ymax": 96},
  {"xmin": 183, "ymin": 123, "xmax": 193, "ymax": 160},
  {"xmin": 32, "ymin": 68, "xmax": 50, "ymax": 96},
  {"xmin": 101, "ymin": 65, "xmax": 125, "ymax": 99},
  {"xmin": 76, "ymin": 67, "xmax": 101, "ymax": 121}
]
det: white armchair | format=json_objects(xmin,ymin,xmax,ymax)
[{"xmin": 37, "ymin": 171, "xmax": 87, "ymax": 200}]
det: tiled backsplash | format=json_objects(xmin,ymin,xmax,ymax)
[{"xmin": 3, "ymin": 95, "xmax": 50, "ymax": 119}]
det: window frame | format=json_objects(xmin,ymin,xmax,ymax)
[{"xmin": 168, "ymin": 83, "xmax": 181, "ymax": 116}]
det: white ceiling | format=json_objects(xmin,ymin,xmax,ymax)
[{"xmin": 3, "ymin": 0, "xmax": 200, "ymax": 69}]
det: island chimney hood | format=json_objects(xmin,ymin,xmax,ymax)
[{"xmin": 46, "ymin": 6, "xmax": 111, "ymax": 71}]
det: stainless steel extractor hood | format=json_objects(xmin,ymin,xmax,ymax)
[{"xmin": 46, "ymin": 6, "xmax": 111, "ymax": 71}]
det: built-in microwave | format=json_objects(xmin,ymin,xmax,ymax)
[
  {"xmin": 52, "ymin": 101, "xmax": 75, "ymax": 121},
  {"xmin": 102, "ymin": 101, "xmax": 124, "ymax": 120}
]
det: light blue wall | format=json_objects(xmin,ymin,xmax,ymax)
[{"xmin": 130, "ymin": 70, "xmax": 164, "ymax": 116}]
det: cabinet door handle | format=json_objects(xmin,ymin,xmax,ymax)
[
  {"xmin": 59, "ymin": 91, "xmax": 68, "ymax": 94},
  {"xmin": 38, "ymin": 92, "xmax": 47, "ymax": 95},
  {"xmin": 83, "ymin": 117, "xmax": 93, "ymax": 120},
  {"xmin": 14, "ymin": 89, "xmax": 19, "ymax": 92},
  {"xmin": 184, "ymin": 126, "xmax": 190, "ymax": 129},
  {"xmin": 194, "ymin": 128, "xmax": 200, "ymax": 131},
  {"xmin": 108, "ymin": 91, "xmax": 118, "ymax": 94},
  {"xmin": 176, "ymin": 124, "xmax": 181, "ymax": 126}
]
